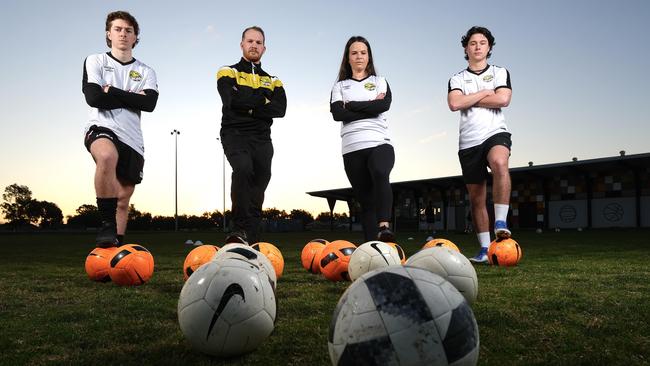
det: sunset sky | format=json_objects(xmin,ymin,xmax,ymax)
[{"xmin": 1, "ymin": 0, "xmax": 648, "ymax": 220}]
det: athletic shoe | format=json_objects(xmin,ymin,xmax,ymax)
[
  {"xmin": 377, "ymin": 226, "xmax": 395, "ymax": 242},
  {"xmin": 468, "ymin": 247, "xmax": 489, "ymax": 264},
  {"xmin": 494, "ymin": 220, "xmax": 511, "ymax": 239},
  {"xmin": 96, "ymin": 221, "xmax": 118, "ymax": 248},
  {"xmin": 225, "ymin": 231, "xmax": 249, "ymax": 245}
]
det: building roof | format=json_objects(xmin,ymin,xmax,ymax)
[{"xmin": 307, "ymin": 152, "xmax": 650, "ymax": 201}]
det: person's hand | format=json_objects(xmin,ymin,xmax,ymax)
[
  {"xmin": 375, "ymin": 93, "xmax": 386, "ymax": 100},
  {"xmin": 137, "ymin": 90, "xmax": 146, "ymax": 95},
  {"xmin": 103, "ymin": 85, "xmax": 111, "ymax": 93}
]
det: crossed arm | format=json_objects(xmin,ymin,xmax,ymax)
[
  {"xmin": 447, "ymin": 87, "xmax": 511, "ymax": 111},
  {"xmin": 331, "ymin": 83, "xmax": 392, "ymax": 124},
  {"xmin": 83, "ymin": 83, "xmax": 158, "ymax": 112},
  {"xmin": 216, "ymin": 76, "xmax": 287, "ymax": 119}
]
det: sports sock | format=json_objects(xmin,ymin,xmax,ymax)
[
  {"xmin": 477, "ymin": 232, "xmax": 491, "ymax": 249},
  {"xmin": 96, "ymin": 197, "xmax": 118, "ymax": 224},
  {"xmin": 117, "ymin": 234, "xmax": 124, "ymax": 245},
  {"xmin": 494, "ymin": 204, "xmax": 509, "ymax": 223}
]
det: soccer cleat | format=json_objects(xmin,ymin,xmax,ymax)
[
  {"xmin": 494, "ymin": 220, "xmax": 511, "ymax": 239},
  {"xmin": 96, "ymin": 221, "xmax": 118, "ymax": 248},
  {"xmin": 224, "ymin": 231, "xmax": 249, "ymax": 245},
  {"xmin": 377, "ymin": 226, "xmax": 395, "ymax": 242},
  {"xmin": 468, "ymin": 248, "xmax": 489, "ymax": 264}
]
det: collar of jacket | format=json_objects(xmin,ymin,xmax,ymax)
[{"xmin": 238, "ymin": 57, "xmax": 263, "ymax": 73}]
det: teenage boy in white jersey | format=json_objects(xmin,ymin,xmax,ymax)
[
  {"xmin": 448, "ymin": 26, "xmax": 512, "ymax": 264},
  {"xmin": 82, "ymin": 11, "xmax": 158, "ymax": 247}
]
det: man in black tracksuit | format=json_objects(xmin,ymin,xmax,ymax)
[{"xmin": 216, "ymin": 26, "xmax": 286, "ymax": 245}]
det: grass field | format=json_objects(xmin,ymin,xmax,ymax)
[{"xmin": 1, "ymin": 229, "xmax": 649, "ymax": 365}]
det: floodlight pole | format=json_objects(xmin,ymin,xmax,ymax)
[
  {"xmin": 171, "ymin": 129, "xmax": 180, "ymax": 231},
  {"xmin": 217, "ymin": 137, "xmax": 226, "ymax": 232}
]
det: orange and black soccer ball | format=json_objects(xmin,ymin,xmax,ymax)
[
  {"xmin": 301, "ymin": 239, "xmax": 328, "ymax": 274},
  {"xmin": 319, "ymin": 240, "xmax": 357, "ymax": 282},
  {"xmin": 108, "ymin": 244, "xmax": 155, "ymax": 286},
  {"xmin": 183, "ymin": 245, "xmax": 219, "ymax": 280},
  {"xmin": 85, "ymin": 247, "xmax": 119, "ymax": 282},
  {"xmin": 251, "ymin": 242, "xmax": 285, "ymax": 279},
  {"xmin": 386, "ymin": 242, "xmax": 407, "ymax": 264},
  {"xmin": 488, "ymin": 238, "xmax": 522, "ymax": 266},
  {"xmin": 422, "ymin": 238, "xmax": 460, "ymax": 253}
]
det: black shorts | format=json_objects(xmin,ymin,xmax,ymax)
[
  {"xmin": 84, "ymin": 125, "xmax": 144, "ymax": 185},
  {"xmin": 458, "ymin": 132, "xmax": 512, "ymax": 184}
]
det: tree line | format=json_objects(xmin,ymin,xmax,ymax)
[{"xmin": 1, "ymin": 183, "xmax": 349, "ymax": 231}]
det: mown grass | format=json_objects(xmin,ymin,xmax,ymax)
[{"xmin": 0, "ymin": 229, "xmax": 649, "ymax": 365}]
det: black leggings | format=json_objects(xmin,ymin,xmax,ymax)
[{"xmin": 343, "ymin": 144, "xmax": 395, "ymax": 241}]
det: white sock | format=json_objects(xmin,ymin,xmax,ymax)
[
  {"xmin": 494, "ymin": 204, "xmax": 509, "ymax": 223},
  {"xmin": 477, "ymin": 232, "xmax": 491, "ymax": 249}
]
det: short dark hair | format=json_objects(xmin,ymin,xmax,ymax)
[
  {"xmin": 337, "ymin": 36, "xmax": 377, "ymax": 82},
  {"xmin": 105, "ymin": 11, "xmax": 140, "ymax": 49},
  {"xmin": 461, "ymin": 26, "xmax": 495, "ymax": 60},
  {"xmin": 242, "ymin": 26, "xmax": 265, "ymax": 44}
]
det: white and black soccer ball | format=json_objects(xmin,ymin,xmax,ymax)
[
  {"xmin": 178, "ymin": 257, "xmax": 276, "ymax": 357},
  {"xmin": 405, "ymin": 247, "xmax": 478, "ymax": 305},
  {"xmin": 348, "ymin": 241, "xmax": 402, "ymax": 282},
  {"xmin": 328, "ymin": 266, "xmax": 479, "ymax": 366},
  {"xmin": 212, "ymin": 243, "xmax": 277, "ymax": 289}
]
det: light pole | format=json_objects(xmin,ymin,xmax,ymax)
[
  {"xmin": 216, "ymin": 137, "xmax": 226, "ymax": 232},
  {"xmin": 171, "ymin": 129, "xmax": 180, "ymax": 231}
]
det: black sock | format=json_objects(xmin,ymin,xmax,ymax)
[
  {"xmin": 96, "ymin": 197, "xmax": 118, "ymax": 224},
  {"xmin": 117, "ymin": 235, "xmax": 124, "ymax": 245}
]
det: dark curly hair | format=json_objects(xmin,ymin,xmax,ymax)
[
  {"xmin": 105, "ymin": 11, "xmax": 140, "ymax": 49},
  {"xmin": 461, "ymin": 26, "xmax": 495, "ymax": 60}
]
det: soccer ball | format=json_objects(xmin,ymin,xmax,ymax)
[
  {"xmin": 301, "ymin": 239, "xmax": 328, "ymax": 274},
  {"xmin": 108, "ymin": 244, "xmax": 154, "ymax": 286},
  {"xmin": 405, "ymin": 247, "xmax": 478, "ymax": 304},
  {"xmin": 386, "ymin": 242, "xmax": 407, "ymax": 264},
  {"xmin": 328, "ymin": 266, "xmax": 479, "ymax": 365},
  {"xmin": 488, "ymin": 238, "xmax": 522, "ymax": 267},
  {"xmin": 178, "ymin": 257, "xmax": 276, "ymax": 357},
  {"xmin": 213, "ymin": 243, "xmax": 277, "ymax": 289},
  {"xmin": 251, "ymin": 242, "xmax": 284, "ymax": 279},
  {"xmin": 348, "ymin": 241, "xmax": 401, "ymax": 282},
  {"xmin": 183, "ymin": 245, "xmax": 219, "ymax": 281},
  {"xmin": 85, "ymin": 247, "xmax": 118, "ymax": 282},
  {"xmin": 423, "ymin": 238, "xmax": 460, "ymax": 253},
  {"xmin": 319, "ymin": 240, "xmax": 357, "ymax": 282}
]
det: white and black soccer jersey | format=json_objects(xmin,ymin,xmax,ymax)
[
  {"xmin": 83, "ymin": 52, "xmax": 158, "ymax": 156},
  {"xmin": 448, "ymin": 65, "xmax": 511, "ymax": 150},
  {"xmin": 330, "ymin": 75, "xmax": 392, "ymax": 155}
]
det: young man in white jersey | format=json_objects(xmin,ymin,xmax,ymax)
[
  {"xmin": 448, "ymin": 26, "xmax": 512, "ymax": 264},
  {"xmin": 82, "ymin": 11, "xmax": 158, "ymax": 247}
]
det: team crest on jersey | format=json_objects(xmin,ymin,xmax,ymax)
[
  {"xmin": 260, "ymin": 76, "xmax": 272, "ymax": 88},
  {"xmin": 364, "ymin": 82, "xmax": 376, "ymax": 91},
  {"xmin": 129, "ymin": 70, "xmax": 143, "ymax": 82},
  {"xmin": 483, "ymin": 74, "xmax": 494, "ymax": 82}
]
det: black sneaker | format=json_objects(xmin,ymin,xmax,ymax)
[
  {"xmin": 377, "ymin": 226, "xmax": 395, "ymax": 242},
  {"xmin": 224, "ymin": 231, "xmax": 249, "ymax": 245},
  {"xmin": 96, "ymin": 221, "xmax": 118, "ymax": 248}
]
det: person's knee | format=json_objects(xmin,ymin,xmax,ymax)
[
  {"xmin": 231, "ymin": 158, "xmax": 254, "ymax": 179},
  {"xmin": 93, "ymin": 148, "xmax": 118, "ymax": 169},
  {"xmin": 489, "ymin": 157, "xmax": 509, "ymax": 175}
]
